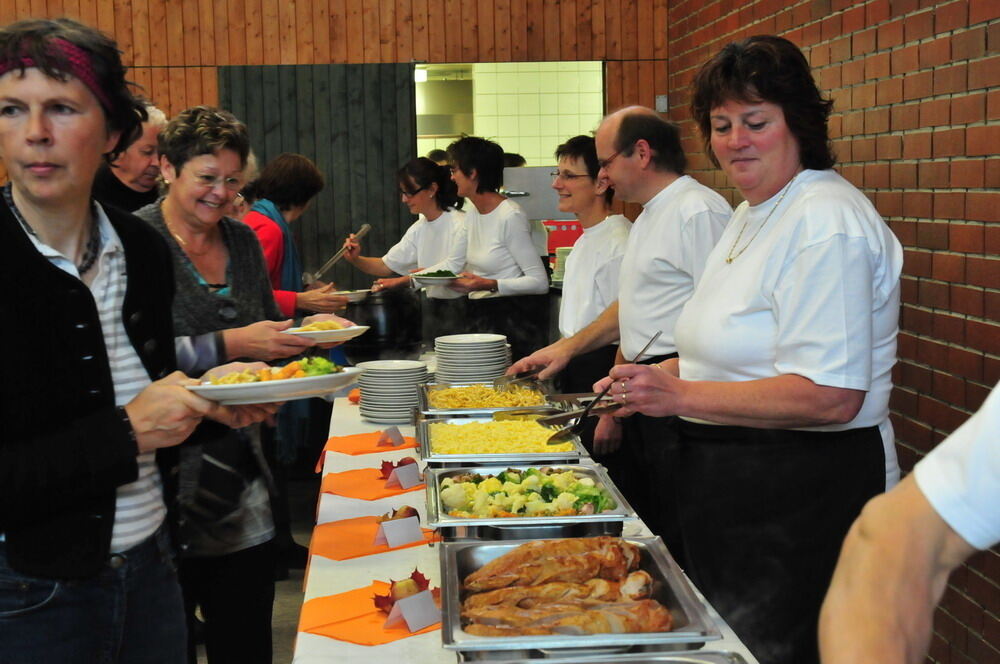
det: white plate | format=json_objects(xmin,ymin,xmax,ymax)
[
  {"xmin": 331, "ymin": 289, "xmax": 371, "ymax": 303},
  {"xmin": 412, "ymin": 274, "xmax": 458, "ymax": 286},
  {"xmin": 435, "ymin": 333, "xmax": 506, "ymax": 345},
  {"xmin": 355, "ymin": 360, "xmax": 427, "ymax": 371},
  {"xmin": 188, "ymin": 367, "xmax": 363, "ymax": 405},
  {"xmin": 282, "ymin": 325, "xmax": 370, "ymax": 343}
]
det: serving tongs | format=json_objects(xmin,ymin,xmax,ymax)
[
  {"xmin": 544, "ymin": 330, "xmax": 662, "ymax": 445},
  {"xmin": 493, "ymin": 369, "xmax": 539, "ymax": 390},
  {"xmin": 305, "ymin": 223, "xmax": 371, "ymax": 284}
]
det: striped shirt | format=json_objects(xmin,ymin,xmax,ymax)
[{"xmin": 19, "ymin": 204, "xmax": 166, "ymax": 552}]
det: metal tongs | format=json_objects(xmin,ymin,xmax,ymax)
[
  {"xmin": 493, "ymin": 369, "xmax": 539, "ymax": 390},
  {"xmin": 543, "ymin": 330, "xmax": 662, "ymax": 445},
  {"xmin": 306, "ymin": 223, "xmax": 371, "ymax": 284}
]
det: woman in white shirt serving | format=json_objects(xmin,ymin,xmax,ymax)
[
  {"xmin": 343, "ymin": 157, "xmax": 467, "ymax": 338},
  {"xmin": 596, "ymin": 36, "xmax": 903, "ymax": 664},
  {"xmin": 446, "ymin": 136, "xmax": 549, "ymax": 360}
]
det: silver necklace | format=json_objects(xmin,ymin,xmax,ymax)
[
  {"xmin": 725, "ymin": 173, "xmax": 798, "ymax": 264},
  {"xmin": 3, "ymin": 183, "xmax": 101, "ymax": 274}
]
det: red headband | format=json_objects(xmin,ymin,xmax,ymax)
[{"xmin": 0, "ymin": 37, "xmax": 113, "ymax": 112}]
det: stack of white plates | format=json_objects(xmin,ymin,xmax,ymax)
[
  {"xmin": 356, "ymin": 360, "xmax": 429, "ymax": 423},
  {"xmin": 434, "ymin": 333, "xmax": 512, "ymax": 383}
]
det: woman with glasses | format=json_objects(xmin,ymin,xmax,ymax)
[
  {"xmin": 135, "ymin": 106, "xmax": 344, "ymax": 664},
  {"xmin": 242, "ymin": 152, "xmax": 347, "ymax": 318},
  {"xmin": 343, "ymin": 157, "xmax": 467, "ymax": 336},
  {"xmin": 549, "ymin": 135, "xmax": 631, "ymax": 459},
  {"xmin": 446, "ymin": 135, "xmax": 549, "ymax": 360}
]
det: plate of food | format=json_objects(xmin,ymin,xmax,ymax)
[
  {"xmin": 412, "ymin": 269, "xmax": 459, "ymax": 286},
  {"xmin": 283, "ymin": 320, "xmax": 370, "ymax": 343},
  {"xmin": 331, "ymin": 288, "xmax": 371, "ymax": 303},
  {"xmin": 188, "ymin": 358, "xmax": 363, "ymax": 405}
]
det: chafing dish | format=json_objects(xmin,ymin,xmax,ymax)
[
  {"xmin": 456, "ymin": 650, "xmax": 747, "ymax": 662},
  {"xmin": 417, "ymin": 416, "xmax": 588, "ymax": 468},
  {"xmin": 440, "ymin": 537, "xmax": 721, "ymax": 655},
  {"xmin": 417, "ymin": 381, "xmax": 559, "ymax": 418},
  {"xmin": 426, "ymin": 464, "xmax": 637, "ymax": 540}
]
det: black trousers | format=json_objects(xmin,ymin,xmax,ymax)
[
  {"xmin": 179, "ymin": 539, "xmax": 277, "ymax": 664},
  {"xmin": 421, "ymin": 296, "xmax": 469, "ymax": 344},
  {"xmin": 465, "ymin": 293, "xmax": 550, "ymax": 362},
  {"xmin": 674, "ymin": 420, "xmax": 885, "ymax": 664}
]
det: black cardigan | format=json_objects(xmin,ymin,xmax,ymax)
[{"xmin": 0, "ymin": 200, "xmax": 183, "ymax": 579}]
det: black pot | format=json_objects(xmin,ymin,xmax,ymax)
[{"xmin": 341, "ymin": 287, "xmax": 423, "ymax": 364}]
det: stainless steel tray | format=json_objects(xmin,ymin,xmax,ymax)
[
  {"xmin": 440, "ymin": 537, "xmax": 721, "ymax": 653},
  {"xmin": 418, "ymin": 381, "xmax": 558, "ymax": 417},
  {"xmin": 426, "ymin": 464, "xmax": 637, "ymax": 538},
  {"xmin": 457, "ymin": 650, "xmax": 747, "ymax": 663},
  {"xmin": 418, "ymin": 417, "xmax": 587, "ymax": 468}
]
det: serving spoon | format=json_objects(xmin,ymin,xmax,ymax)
[{"xmin": 544, "ymin": 330, "xmax": 662, "ymax": 445}]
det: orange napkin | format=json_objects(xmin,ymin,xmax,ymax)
[
  {"xmin": 321, "ymin": 468, "xmax": 425, "ymax": 501},
  {"xmin": 309, "ymin": 516, "xmax": 439, "ymax": 561},
  {"xmin": 315, "ymin": 432, "xmax": 418, "ymax": 471},
  {"xmin": 298, "ymin": 581, "xmax": 440, "ymax": 645}
]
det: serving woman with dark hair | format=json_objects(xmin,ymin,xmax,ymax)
[
  {"xmin": 597, "ymin": 35, "xmax": 903, "ymax": 664},
  {"xmin": 446, "ymin": 135, "xmax": 549, "ymax": 360},
  {"xmin": 242, "ymin": 152, "xmax": 347, "ymax": 317},
  {"xmin": 343, "ymin": 156, "xmax": 467, "ymax": 337},
  {"xmin": 135, "ymin": 107, "xmax": 339, "ymax": 663}
]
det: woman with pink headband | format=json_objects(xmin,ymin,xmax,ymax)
[{"xmin": 0, "ymin": 18, "xmax": 275, "ymax": 663}]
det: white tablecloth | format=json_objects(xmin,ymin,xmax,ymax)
[{"xmin": 293, "ymin": 397, "xmax": 760, "ymax": 663}]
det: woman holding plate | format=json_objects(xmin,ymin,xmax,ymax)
[
  {"xmin": 342, "ymin": 156, "xmax": 468, "ymax": 338},
  {"xmin": 136, "ymin": 106, "xmax": 347, "ymax": 664},
  {"xmin": 597, "ymin": 36, "xmax": 903, "ymax": 664}
]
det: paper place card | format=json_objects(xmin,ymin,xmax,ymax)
[
  {"xmin": 383, "ymin": 589, "xmax": 441, "ymax": 632},
  {"xmin": 374, "ymin": 515, "xmax": 423, "ymax": 548},
  {"xmin": 384, "ymin": 462, "xmax": 422, "ymax": 490},
  {"xmin": 377, "ymin": 426, "xmax": 406, "ymax": 447}
]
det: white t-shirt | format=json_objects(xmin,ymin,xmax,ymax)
[
  {"xmin": 914, "ymin": 381, "xmax": 1000, "ymax": 550},
  {"xmin": 674, "ymin": 169, "xmax": 904, "ymax": 485},
  {"xmin": 617, "ymin": 175, "xmax": 731, "ymax": 358},
  {"xmin": 382, "ymin": 208, "xmax": 467, "ymax": 299},
  {"xmin": 464, "ymin": 198, "xmax": 548, "ymax": 298},
  {"xmin": 558, "ymin": 214, "xmax": 631, "ymax": 338}
]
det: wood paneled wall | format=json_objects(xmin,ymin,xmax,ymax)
[{"xmin": 1, "ymin": 1, "xmax": 670, "ymax": 119}]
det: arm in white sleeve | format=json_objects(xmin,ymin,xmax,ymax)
[
  {"xmin": 381, "ymin": 221, "xmax": 421, "ymax": 275},
  {"xmin": 495, "ymin": 213, "xmax": 548, "ymax": 296}
]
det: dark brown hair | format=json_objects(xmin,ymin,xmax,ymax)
[
  {"xmin": 613, "ymin": 111, "xmax": 686, "ymax": 175},
  {"xmin": 447, "ymin": 135, "xmax": 504, "ymax": 194},
  {"xmin": 252, "ymin": 153, "xmax": 324, "ymax": 210},
  {"xmin": 158, "ymin": 106, "xmax": 250, "ymax": 174},
  {"xmin": 691, "ymin": 35, "xmax": 835, "ymax": 170},
  {"xmin": 0, "ymin": 18, "xmax": 146, "ymax": 160},
  {"xmin": 397, "ymin": 157, "xmax": 463, "ymax": 211},
  {"xmin": 555, "ymin": 135, "xmax": 614, "ymax": 204}
]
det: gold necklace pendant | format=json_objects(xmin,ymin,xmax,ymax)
[{"xmin": 725, "ymin": 173, "xmax": 800, "ymax": 265}]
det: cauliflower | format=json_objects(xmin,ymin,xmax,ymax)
[
  {"xmin": 509, "ymin": 494, "xmax": 528, "ymax": 514},
  {"xmin": 502, "ymin": 480, "xmax": 523, "ymax": 495},
  {"xmin": 577, "ymin": 477, "xmax": 595, "ymax": 488},
  {"xmin": 471, "ymin": 488, "xmax": 491, "ymax": 515},
  {"xmin": 479, "ymin": 477, "xmax": 503, "ymax": 493},
  {"xmin": 551, "ymin": 471, "xmax": 577, "ymax": 492},
  {"xmin": 520, "ymin": 474, "xmax": 541, "ymax": 491},
  {"xmin": 523, "ymin": 498, "xmax": 549, "ymax": 515},
  {"xmin": 552, "ymin": 491, "xmax": 579, "ymax": 512},
  {"xmin": 440, "ymin": 482, "xmax": 471, "ymax": 510}
]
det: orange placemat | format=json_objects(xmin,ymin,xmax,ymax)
[
  {"xmin": 298, "ymin": 581, "xmax": 440, "ymax": 645},
  {"xmin": 321, "ymin": 467, "xmax": 425, "ymax": 500},
  {"xmin": 309, "ymin": 516, "xmax": 439, "ymax": 561},
  {"xmin": 316, "ymin": 432, "xmax": 418, "ymax": 470}
]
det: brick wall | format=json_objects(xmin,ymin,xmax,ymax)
[{"xmin": 665, "ymin": 1, "xmax": 998, "ymax": 661}]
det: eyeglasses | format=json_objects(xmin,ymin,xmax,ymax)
[
  {"xmin": 550, "ymin": 170, "xmax": 590, "ymax": 181},
  {"xmin": 193, "ymin": 173, "xmax": 243, "ymax": 191},
  {"xmin": 597, "ymin": 149, "xmax": 624, "ymax": 170},
  {"xmin": 399, "ymin": 185, "xmax": 428, "ymax": 198}
]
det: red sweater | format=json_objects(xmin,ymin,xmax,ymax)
[{"xmin": 242, "ymin": 210, "xmax": 298, "ymax": 317}]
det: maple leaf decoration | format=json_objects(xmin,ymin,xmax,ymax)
[
  {"xmin": 373, "ymin": 569, "xmax": 436, "ymax": 614},
  {"xmin": 378, "ymin": 456, "xmax": 418, "ymax": 480}
]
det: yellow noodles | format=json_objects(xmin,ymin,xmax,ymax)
[
  {"xmin": 428, "ymin": 384, "xmax": 546, "ymax": 409},
  {"xmin": 429, "ymin": 421, "xmax": 573, "ymax": 454}
]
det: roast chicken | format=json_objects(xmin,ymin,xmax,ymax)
[
  {"xmin": 462, "ymin": 598, "xmax": 673, "ymax": 636},
  {"xmin": 460, "ymin": 538, "xmax": 673, "ymax": 637},
  {"xmin": 462, "ymin": 571, "xmax": 653, "ymax": 612},
  {"xmin": 462, "ymin": 536, "xmax": 641, "ymax": 592}
]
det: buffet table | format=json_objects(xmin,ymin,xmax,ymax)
[{"xmin": 292, "ymin": 397, "xmax": 760, "ymax": 663}]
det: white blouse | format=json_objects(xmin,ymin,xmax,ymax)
[
  {"xmin": 558, "ymin": 214, "xmax": 631, "ymax": 338},
  {"xmin": 674, "ymin": 169, "xmax": 904, "ymax": 484},
  {"xmin": 464, "ymin": 198, "xmax": 548, "ymax": 298},
  {"xmin": 382, "ymin": 208, "xmax": 467, "ymax": 299}
]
